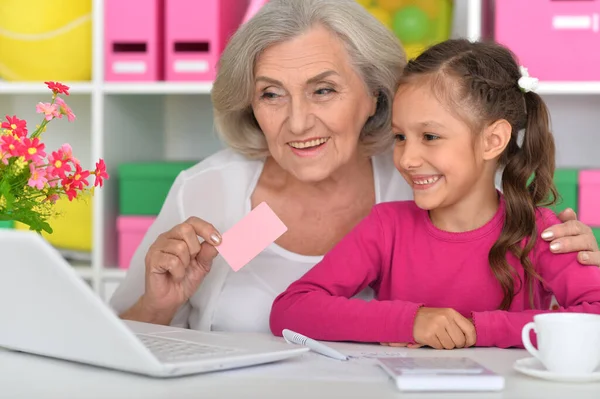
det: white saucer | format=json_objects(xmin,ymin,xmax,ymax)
[{"xmin": 513, "ymin": 357, "xmax": 600, "ymax": 383}]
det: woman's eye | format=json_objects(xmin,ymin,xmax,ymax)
[
  {"xmin": 315, "ymin": 88, "xmax": 335, "ymax": 96},
  {"xmin": 260, "ymin": 92, "xmax": 279, "ymax": 100},
  {"xmin": 424, "ymin": 133, "xmax": 440, "ymax": 141},
  {"xmin": 394, "ymin": 134, "xmax": 406, "ymax": 142}
]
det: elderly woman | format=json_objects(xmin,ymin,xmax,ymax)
[{"xmin": 110, "ymin": 0, "xmax": 600, "ymax": 332}]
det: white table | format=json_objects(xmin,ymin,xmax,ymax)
[{"xmin": 1, "ymin": 339, "xmax": 599, "ymax": 399}]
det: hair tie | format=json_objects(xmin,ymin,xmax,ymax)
[{"xmin": 518, "ymin": 66, "xmax": 539, "ymax": 93}]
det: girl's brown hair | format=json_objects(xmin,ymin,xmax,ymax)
[{"xmin": 401, "ymin": 39, "xmax": 558, "ymax": 309}]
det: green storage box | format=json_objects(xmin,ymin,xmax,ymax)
[
  {"xmin": 0, "ymin": 220, "xmax": 14, "ymax": 229},
  {"xmin": 593, "ymin": 228, "xmax": 600, "ymax": 248},
  {"xmin": 118, "ymin": 161, "xmax": 197, "ymax": 215},
  {"xmin": 551, "ymin": 169, "xmax": 578, "ymax": 214}
]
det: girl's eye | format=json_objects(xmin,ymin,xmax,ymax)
[
  {"xmin": 424, "ymin": 133, "xmax": 440, "ymax": 141},
  {"xmin": 394, "ymin": 134, "xmax": 406, "ymax": 142}
]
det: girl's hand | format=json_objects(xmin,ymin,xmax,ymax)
[
  {"xmin": 380, "ymin": 342, "xmax": 424, "ymax": 349},
  {"xmin": 412, "ymin": 307, "xmax": 477, "ymax": 350},
  {"xmin": 542, "ymin": 208, "xmax": 600, "ymax": 266}
]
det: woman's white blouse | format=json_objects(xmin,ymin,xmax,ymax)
[{"xmin": 109, "ymin": 149, "xmax": 413, "ymax": 332}]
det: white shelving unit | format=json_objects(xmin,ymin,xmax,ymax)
[
  {"xmin": 103, "ymin": 82, "xmax": 213, "ymax": 95},
  {"xmin": 0, "ymin": 82, "xmax": 95, "ymax": 94},
  {"xmin": 2, "ymin": 0, "xmax": 599, "ymax": 303},
  {"xmin": 537, "ymin": 82, "xmax": 600, "ymax": 96}
]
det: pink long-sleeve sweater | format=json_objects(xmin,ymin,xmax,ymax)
[{"xmin": 270, "ymin": 199, "xmax": 600, "ymax": 348}]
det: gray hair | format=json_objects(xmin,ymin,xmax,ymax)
[{"xmin": 211, "ymin": 0, "xmax": 406, "ymax": 158}]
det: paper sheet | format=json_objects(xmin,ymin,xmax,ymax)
[{"xmin": 224, "ymin": 348, "xmax": 408, "ymax": 382}]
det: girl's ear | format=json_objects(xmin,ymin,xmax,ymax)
[{"xmin": 482, "ymin": 119, "xmax": 511, "ymax": 161}]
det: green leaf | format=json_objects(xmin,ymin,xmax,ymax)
[
  {"xmin": 0, "ymin": 179, "xmax": 15, "ymax": 210},
  {"xmin": 8, "ymin": 209, "xmax": 53, "ymax": 234}
]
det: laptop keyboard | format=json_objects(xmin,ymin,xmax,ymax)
[{"xmin": 137, "ymin": 334, "xmax": 240, "ymax": 363}]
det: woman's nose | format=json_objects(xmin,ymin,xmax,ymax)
[{"xmin": 287, "ymin": 97, "xmax": 314, "ymax": 135}]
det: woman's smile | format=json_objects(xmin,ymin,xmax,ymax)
[{"xmin": 287, "ymin": 137, "xmax": 330, "ymax": 157}]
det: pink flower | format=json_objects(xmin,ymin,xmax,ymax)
[
  {"xmin": 60, "ymin": 143, "xmax": 79, "ymax": 164},
  {"xmin": 55, "ymin": 97, "xmax": 76, "ymax": 122},
  {"xmin": 21, "ymin": 137, "xmax": 46, "ymax": 162},
  {"xmin": 36, "ymin": 102, "xmax": 60, "ymax": 121},
  {"xmin": 28, "ymin": 163, "xmax": 48, "ymax": 190},
  {"xmin": 45, "ymin": 194, "xmax": 60, "ymax": 204},
  {"xmin": 93, "ymin": 159, "xmax": 109, "ymax": 187}
]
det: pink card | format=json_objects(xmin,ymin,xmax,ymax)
[{"xmin": 217, "ymin": 202, "xmax": 287, "ymax": 271}]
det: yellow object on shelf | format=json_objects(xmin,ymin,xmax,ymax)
[
  {"xmin": 0, "ymin": 0, "xmax": 92, "ymax": 81},
  {"xmin": 376, "ymin": 0, "xmax": 405, "ymax": 12},
  {"xmin": 15, "ymin": 195, "xmax": 93, "ymax": 252},
  {"xmin": 367, "ymin": 6, "xmax": 393, "ymax": 29},
  {"xmin": 357, "ymin": 0, "xmax": 453, "ymax": 60}
]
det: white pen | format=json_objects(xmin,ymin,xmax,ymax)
[{"xmin": 282, "ymin": 329, "xmax": 349, "ymax": 361}]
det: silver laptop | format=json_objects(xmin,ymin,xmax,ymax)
[{"xmin": 0, "ymin": 229, "xmax": 308, "ymax": 377}]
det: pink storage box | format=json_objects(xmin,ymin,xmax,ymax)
[
  {"xmin": 579, "ymin": 170, "xmax": 600, "ymax": 226},
  {"xmin": 495, "ymin": 0, "xmax": 600, "ymax": 81},
  {"xmin": 117, "ymin": 216, "xmax": 156, "ymax": 269},
  {"xmin": 243, "ymin": 0, "xmax": 269, "ymax": 24},
  {"xmin": 104, "ymin": 0, "xmax": 163, "ymax": 81},
  {"xmin": 164, "ymin": 0, "xmax": 247, "ymax": 82}
]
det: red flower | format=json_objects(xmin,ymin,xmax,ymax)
[
  {"xmin": 44, "ymin": 81, "xmax": 70, "ymax": 96},
  {"xmin": 1, "ymin": 115, "xmax": 28, "ymax": 138},
  {"xmin": 62, "ymin": 182, "xmax": 78, "ymax": 201},
  {"xmin": 0, "ymin": 134, "xmax": 23, "ymax": 157},
  {"xmin": 47, "ymin": 149, "xmax": 72, "ymax": 178},
  {"xmin": 67, "ymin": 163, "xmax": 90, "ymax": 190},
  {"xmin": 21, "ymin": 137, "xmax": 46, "ymax": 162},
  {"xmin": 93, "ymin": 159, "xmax": 109, "ymax": 187}
]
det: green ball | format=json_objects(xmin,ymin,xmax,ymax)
[{"xmin": 392, "ymin": 6, "xmax": 430, "ymax": 44}]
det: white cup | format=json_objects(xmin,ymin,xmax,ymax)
[{"xmin": 522, "ymin": 313, "xmax": 600, "ymax": 375}]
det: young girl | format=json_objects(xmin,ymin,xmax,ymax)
[{"xmin": 269, "ymin": 39, "xmax": 600, "ymax": 349}]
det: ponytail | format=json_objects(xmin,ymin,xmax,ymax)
[{"xmin": 489, "ymin": 91, "xmax": 558, "ymax": 310}]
